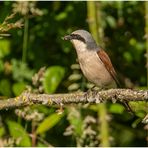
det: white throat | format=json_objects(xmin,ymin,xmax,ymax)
[{"xmin": 71, "ymin": 40, "xmax": 87, "ymax": 52}]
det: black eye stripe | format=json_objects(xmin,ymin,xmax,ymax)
[{"xmin": 70, "ymin": 34, "xmax": 86, "ymax": 43}]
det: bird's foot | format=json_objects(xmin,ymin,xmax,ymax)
[
  {"xmin": 85, "ymin": 87, "xmax": 103, "ymax": 103},
  {"xmin": 90, "ymin": 86, "xmax": 104, "ymax": 91}
]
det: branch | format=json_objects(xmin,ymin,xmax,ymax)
[{"xmin": 0, "ymin": 89, "xmax": 148, "ymax": 110}]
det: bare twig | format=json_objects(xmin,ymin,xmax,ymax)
[{"xmin": 0, "ymin": 89, "xmax": 147, "ymax": 110}]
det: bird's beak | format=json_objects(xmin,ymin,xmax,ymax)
[{"xmin": 62, "ymin": 35, "xmax": 72, "ymax": 41}]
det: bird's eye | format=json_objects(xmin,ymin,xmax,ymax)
[{"xmin": 70, "ymin": 34, "xmax": 86, "ymax": 43}]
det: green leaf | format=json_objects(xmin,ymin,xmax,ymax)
[
  {"xmin": 106, "ymin": 16, "xmax": 116, "ymax": 28},
  {"xmin": 129, "ymin": 38, "xmax": 136, "ymax": 46},
  {"xmin": 34, "ymin": 105, "xmax": 54, "ymax": 115},
  {"xmin": 129, "ymin": 101, "xmax": 148, "ymax": 113},
  {"xmin": 55, "ymin": 12, "xmax": 67, "ymax": 21},
  {"xmin": 135, "ymin": 111, "xmax": 145, "ymax": 118},
  {"xmin": 12, "ymin": 82, "xmax": 26, "ymax": 96},
  {"xmin": 7, "ymin": 120, "xmax": 31, "ymax": 147},
  {"xmin": 132, "ymin": 118, "xmax": 142, "ymax": 128},
  {"xmin": 0, "ymin": 79, "xmax": 12, "ymax": 96},
  {"xmin": 37, "ymin": 141, "xmax": 47, "ymax": 147},
  {"xmin": 109, "ymin": 103, "xmax": 125, "ymax": 114},
  {"xmin": 0, "ymin": 60, "xmax": 4, "ymax": 72},
  {"xmin": 43, "ymin": 66, "xmax": 65, "ymax": 93},
  {"xmin": 36, "ymin": 113, "xmax": 64, "ymax": 134},
  {"xmin": 123, "ymin": 52, "xmax": 133, "ymax": 63},
  {"xmin": 0, "ymin": 39, "xmax": 10, "ymax": 58},
  {"xmin": 0, "ymin": 126, "xmax": 5, "ymax": 137}
]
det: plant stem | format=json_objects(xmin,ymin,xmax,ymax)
[
  {"xmin": 98, "ymin": 104, "xmax": 110, "ymax": 147},
  {"xmin": 87, "ymin": 1, "xmax": 110, "ymax": 147},
  {"xmin": 96, "ymin": 2, "xmax": 105, "ymax": 47},
  {"xmin": 22, "ymin": 15, "xmax": 29, "ymax": 63},
  {"xmin": 31, "ymin": 121, "xmax": 37, "ymax": 147},
  {"xmin": 87, "ymin": 1, "xmax": 99, "ymax": 43}
]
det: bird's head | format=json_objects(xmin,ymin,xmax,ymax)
[{"xmin": 63, "ymin": 30, "xmax": 98, "ymax": 52}]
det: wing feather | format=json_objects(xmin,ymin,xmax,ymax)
[{"xmin": 97, "ymin": 49, "xmax": 120, "ymax": 87}]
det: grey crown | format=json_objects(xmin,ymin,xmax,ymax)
[{"xmin": 72, "ymin": 30, "xmax": 98, "ymax": 50}]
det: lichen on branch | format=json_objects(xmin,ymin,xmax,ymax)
[{"xmin": 0, "ymin": 89, "xmax": 148, "ymax": 110}]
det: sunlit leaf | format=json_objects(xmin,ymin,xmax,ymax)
[
  {"xmin": 109, "ymin": 103, "xmax": 125, "ymax": 114},
  {"xmin": 0, "ymin": 39, "xmax": 10, "ymax": 58},
  {"xmin": 106, "ymin": 16, "xmax": 116, "ymax": 28},
  {"xmin": 55, "ymin": 12, "xmax": 67, "ymax": 21},
  {"xmin": 129, "ymin": 101, "xmax": 148, "ymax": 113},
  {"xmin": 135, "ymin": 111, "xmax": 145, "ymax": 118},
  {"xmin": 43, "ymin": 66, "xmax": 65, "ymax": 93},
  {"xmin": 36, "ymin": 113, "xmax": 64, "ymax": 134},
  {"xmin": 12, "ymin": 82, "xmax": 26, "ymax": 96}
]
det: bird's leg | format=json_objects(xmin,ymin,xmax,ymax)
[
  {"xmin": 89, "ymin": 87, "xmax": 134, "ymax": 114},
  {"xmin": 90, "ymin": 85, "xmax": 104, "ymax": 92},
  {"xmin": 85, "ymin": 86, "xmax": 104, "ymax": 104}
]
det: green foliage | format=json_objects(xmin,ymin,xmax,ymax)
[
  {"xmin": 0, "ymin": 79, "xmax": 12, "ymax": 96},
  {"xmin": 0, "ymin": 1, "xmax": 147, "ymax": 147},
  {"xmin": 0, "ymin": 60, "xmax": 4, "ymax": 72},
  {"xmin": 7, "ymin": 120, "xmax": 31, "ymax": 147},
  {"xmin": 109, "ymin": 103, "xmax": 125, "ymax": 114},
  {"xmin": 67, "ymin": 107, "xmax": 83, "ymax": 136},
  {"xmin": 43, "ymin": 66, "xmax": 65, "ymax": 93},
  {"xmin": 12, "ymin": 82, "xmax": 26, "ymax": 96},
  {"xmin": 0, "ymin": 39, "xmax": 10, "ymax": 58},
  {"xmin": 12, "ymin": 59, "xmax": 34, "ymax": 82},
  {"xmin": 36, "ymin": 113, "xmax": 64, "ymax": 134},
  {"xmin": 129, "ymin": 101, "xmax": 148, "ymax": 114},
  {"xmin": 0, "ymin": 126, "xmax": 5, "ymax": 137}
]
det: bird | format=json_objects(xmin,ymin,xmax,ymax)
[
  {"xmin": 63, "ymin": 29, "xmax": 132, "ymax": 113},
  {"xmin": 63, "ymin": 29, "xmax": 119, "ymax": 89}
]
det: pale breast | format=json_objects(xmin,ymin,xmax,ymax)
[{"xmin": 78, "ymin": 51, "xmax": 116, "ymax": 88}]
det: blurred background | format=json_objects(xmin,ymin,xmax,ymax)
[{"xmin": 0, "ymin": 1, "xmax": 148, "ymax": 147}]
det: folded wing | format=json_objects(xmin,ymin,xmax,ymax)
[{"xmin": 97, "ymin": 49, "xmax": 120, "ymax": 87}]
